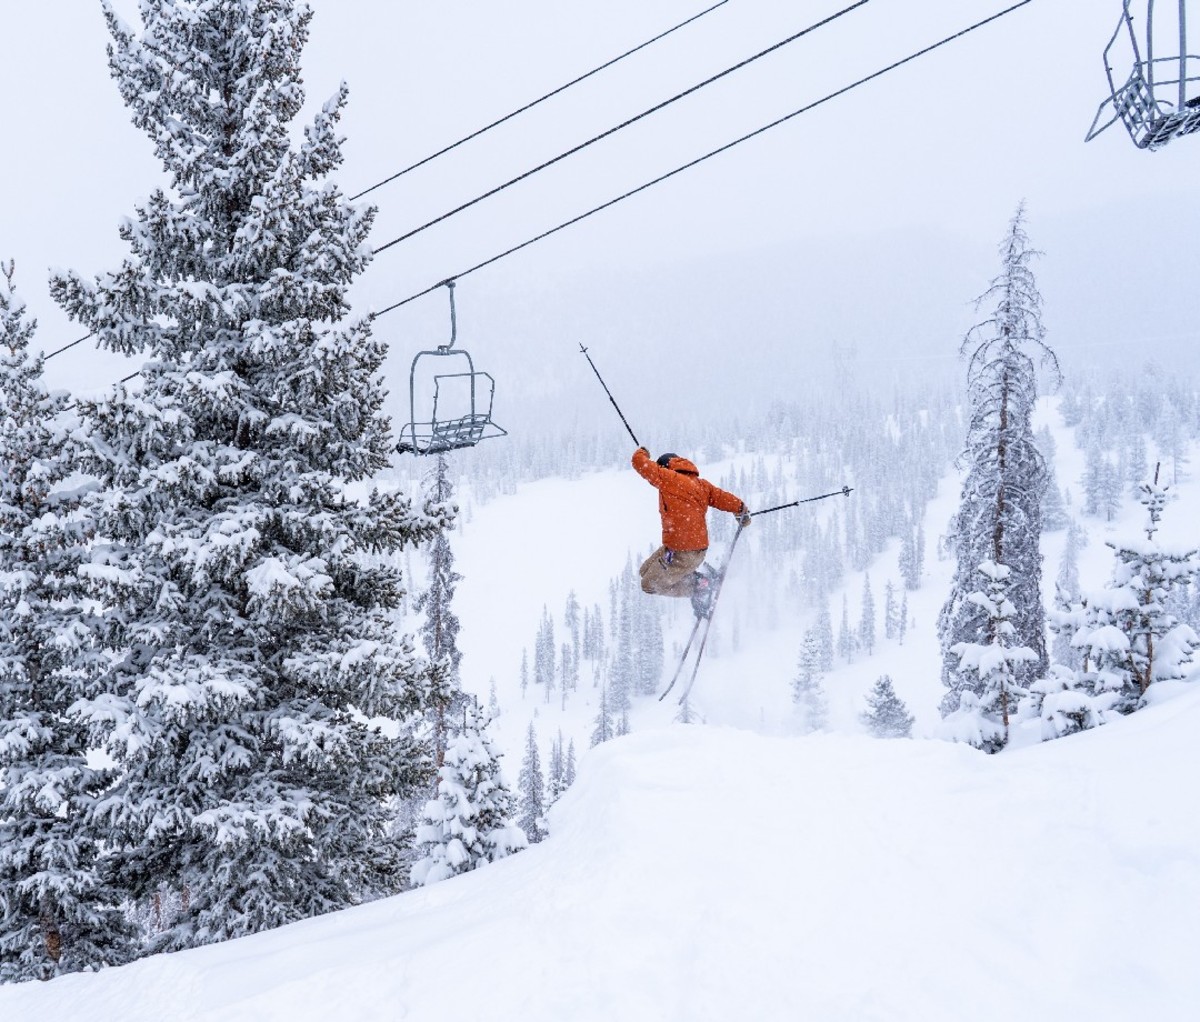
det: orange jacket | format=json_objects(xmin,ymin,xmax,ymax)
[{"xmin": 632, "ymin": 447, "xmax": 745, "ymax": 552}]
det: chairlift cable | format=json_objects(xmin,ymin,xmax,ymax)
[
  {"xmin": 46, "ymin": 1, "xmax": 1037, "ymax": 388},
  {"xmin": 373, "ymin": 0, "xmax": 1036, "ymax": 319},
  {"xmin": 371, "ymin": 0, "xmax": 872, "ymax": 256},
  {"xmin": 348, "ymin": 0, "xmax": 734, "ymax": 202},
  {"xmin": 44, "ymin": 4, "xmax": 739, "ymax": 362},
  {"xmin": 44, "ymin": 332, "xmax": 95, "ymax": 361}
]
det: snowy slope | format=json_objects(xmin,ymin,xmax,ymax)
[
  {"xmin": 2, "ymin": 689, "xmax": 1197, "ymax": 1021},
  {"xmin": 6, "ymin": 402, "xmax": 1198, "ymax": 1019}
]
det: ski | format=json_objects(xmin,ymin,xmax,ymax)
[
  {"xmin": 677, "ymin": 615, "xmax": 716, "ymax": 706},
  {"xmin": 657, "ymin": 524, "xmax": 746, "ymax": 704},
  {"xmin": 658, "ymin": 613, "xmax": 704, "ymax": 701}
]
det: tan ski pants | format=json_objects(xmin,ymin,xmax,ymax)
[{"xmin": 639, "ymin": 546, "xmax": 706, "ymax": 598}]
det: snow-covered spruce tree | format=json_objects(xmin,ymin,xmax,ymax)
[
  {"xmin": 837, "ymin": 594, "xmax": 855, "ymax": 662},
  {"xmin": 792, "ymin": 629, "xmax": 829, "ymax": 734},
  {"xmin": 563, "ymin": 739, "xmax": 577, "ymax": 788},
  {"xmin": 634, "ymin": 596, "xmax": 664, "ymax": 697},
  {"xmin": 1048, "ymin": 521, "xmax": 1085, "ymax": 672},
  {"xmin": 883, "ymin": 579, "xmax": 898, "ymax": 641},
  {"xmin": 590, "ymin": 683, "xmax": 614, "ymax": 746},
  {"xmin": 409, "ymin": 704, "xmax": 526, "ymax": 888},
  {"xmin": 1035, "ymin": 426, "xmax": 1069, "ymax": 532},
  {"xmin": 814, "ymin": 601, "xmax": 834, "ymax": 671},
  {"xmin": 533, "ymin": 606, "xmax": 555, "ymax": 691},
  {"xmin": 938, "ymin": 205, "xmax": 1059, "ymax": 716},
  {"xmin": 49, "ymin": 1, "xmax": 450, "ymax": 951},
  {"xmin": 414, "ymin": 453, "xmax": 466, "ymax": 767},
  {"xmin": 0, "ymin": 263, "xmax": 137, "ymax": 981},
  {"xmin": 516, "ymin": 723, "xmax": 547, "ymax": 843},
  {"xmin": 547, "ymin": 731, "xmax": 566, "ymax": 805},
  {"xmin": 861, "ymin": 675, "xmax": 914, "ymax": 739},
  {"xmin": 942, "ymin": 561, "xmax": 1037, "ymax": 753},
  {"xmin": 859, "ymin": 573, "xmax": 875, "ymax": 655},
  {"xmin": 1071, "ymin": 470, "xmax": 1199, "ymax": 714},
  {"xmin": 898, "ymin": 523, "xmax": 921, "ymax": 590}
]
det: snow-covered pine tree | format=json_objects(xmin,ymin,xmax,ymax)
[
  {"xmin": 564, "ymin": 590, "xmax": 581, "ymax": 666},
  {"xmin": 49, "ymin": 1, "xmax": 450, "ymax": 952},
  {"xmin": 634, "ymin": 596, "xmax": 664, "ymax": 697},
  {"xmin": 1127, "ymin": 431, "xmax": 1149, "ymax": 495},
  {"xmin": 943, "ymin": 561, "xmax": 1037, "ymax": 753},
  {"xmin": 1048, "ymin": 521, "xmax": 1085, "ymax": 672},
  {"xmin": 546, "ymin": 731, "xmax": 566, "ymax": 805},
  {"xmin": 837, "ymin": 593, "xmax": 855, "ymax": 662},
  {"xmin": 590, "ymin": 684, "xmax": 614, "ymax": 747},
  {"xmin": 1082, "ymin": 444, "xmax": 1105, "ymax": 518},
  {"xmin": 883, "ymin": 579, "xmax": 898, "ymax": 641},
  {"xmin": 533, "ymin": 606, "xmax": 555, "ymax": 690},
  {"xmin": 1035, "ymin": 426, "xmax": 1069, "ymax": 532},
  {"xmin": 938, "ymin": 205, "xmax": 1058, "ymax": 715},
  {"xmin": 859, "ymin": 573, "xmax": 876, "ymax": 655},
  {"xmin": 792, "ymin": 629, "xmax": 829, "ymax": 734},
  {"xmin": 1041, "ymin": 469, "xmax": 1070, "ymax": 533},
  {"xmin": 1099, "ymin": 458, "xmax": 1123, "ymax": 522},
  {"xmin": 899, "ymin": 521, "xmax": 921, "ymax": 590},
  {"xmin": 1072, "ymin": 469, "xmax": 1199, "ymax": 713},
  {"xmin": 563, "ymin": 740, "xmax": 577, "ymax": 789},
  {"xmin": 517, "ymin": 723, "xmax": 547, "ymax": 843},
  {"xmin": 0, "ymin": 263, "xmax": 137, "ymax": 980},
  {"xmin": 608, "ymin": 567, "xmax": 635, "ymax": 712},
  {"xmin": 409, "ymin": 703, "xmax": 526, "ymax": 887},
  {"xmin": 615, "ymin": 706, "xmax": 631, "ymax": 738},
  {"xmin": 488, "ymin": 677, "xmax": 501, "ymax": 718},
  {"xmin": 815, "ymin": 601, "xmax": 835, "ymax": 671},
  {"xmin": 861, "ymin": 675, "xmax": 914, "ymax": 739},
  {"xmin": 415, "ymin": 453, "xmax": 466, "ymax": 767},
  {"xmin": 558, "ymin": 642, "xmax": 575, "ymax": 708}
]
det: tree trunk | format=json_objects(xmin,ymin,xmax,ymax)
[{"xmin": 40, "ymin": 911, "xmax": 62, "ymax": 966}]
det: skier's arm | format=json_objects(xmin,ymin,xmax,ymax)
[
  {"xmin": 707, "ymin": 483, "xmax": 745, "ymax": 516},
  {"xmin": 632, "ymin": 447, "xmax": 668, "ymax": 487}
]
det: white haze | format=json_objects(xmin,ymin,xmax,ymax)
[{"xmin": 2, "ymin": 0, "xmax": 1197, "ymax": 436}]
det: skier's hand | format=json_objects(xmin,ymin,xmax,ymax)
[{"xmin": 737, "ymin": 506, "xmax": 752, "ymax": 528}]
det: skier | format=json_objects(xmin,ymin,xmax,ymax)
[{"xmin": 632, "ymin": 447, "xmax": 750, "ymax": 618}]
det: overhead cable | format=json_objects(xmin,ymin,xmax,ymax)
[
  {"xmin": 372, "ymin": 0, "xmax": 872, "ymax": 256},
  {"xmin": 45, "ymin": 332, "xmax": 94, "ymax": 362},
  {"xmin": 348, "ymin": 0, "xmax": 734, "ymax": 202},
  {"xmin": 39, "ymin": 1, "xmax": 741, "ymax": 364},
  {"xmin": 372, "ymin": 0, "xmax": 1036, "ymax": 319}
]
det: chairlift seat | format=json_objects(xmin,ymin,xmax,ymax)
[
  {"xmin": 1087, "ymin": 2, "xmax": 1200, "ymax": 151},
  {"xmin": 395, "ymin": 281, "xmax": 506, "ymax": 456},
  {"xmin": 1112, "ymin": 64, "xmax": 1200, "ymax": 148}
]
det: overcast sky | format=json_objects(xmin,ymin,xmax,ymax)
[{"xmin": 1, "ymin": 1, "xmax": 1196, "ymax": 428}]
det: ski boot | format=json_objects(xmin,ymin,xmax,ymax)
[{"xmin": 689, "ymin": 564, "xmax": 718, "ymax": 619}]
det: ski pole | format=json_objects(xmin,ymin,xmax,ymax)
[
  {"xmin": 579, "ymin": 344, "xmax": 640, "ymax": 448},
  {"xmin": 751, "ymin": 485, "xmax": 853, "ymax": 517}
]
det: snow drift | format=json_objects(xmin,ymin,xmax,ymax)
[{"xmin": 2, "ymin": 686, "xmax": 1197, "ymax": 1022}]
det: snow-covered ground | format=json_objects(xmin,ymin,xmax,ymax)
[{"xmin": 3, "ymin": 688, "xmax": 1197, "ymax": 1021}]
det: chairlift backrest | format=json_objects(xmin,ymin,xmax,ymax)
[{"xmin": 1086, "ymin": 1, "xmax": 1200, "ymax": 149}]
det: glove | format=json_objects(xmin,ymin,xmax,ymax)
[{"xmin": 737, "ymin": 505, "xmax": 752, "ymax": 528}]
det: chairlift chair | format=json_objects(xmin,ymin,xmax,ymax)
[
  {"xmin": 395, "ymin": 281, "xmax": 507, "ymax": 456},
  {"xmin": 1086, "ymin": 1, "xmax": 1200, "ymax": 150}
]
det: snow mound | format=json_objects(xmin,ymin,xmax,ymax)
[{"xmin": 3, "ymin": 689, "xmax": 1199, "ymax": 1021}]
